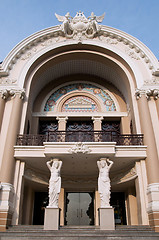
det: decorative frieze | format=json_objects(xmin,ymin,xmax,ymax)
[
  {"xmin": 125, "ymin": 47, "xmax": 140, "ymax": 60},
  {"xmin": 68, "ymin": 142, "xmax": 91, "ymax": 154},
  {"xmin": 0, "ymin": 78, "xmax": 17, "ymax": 85}
]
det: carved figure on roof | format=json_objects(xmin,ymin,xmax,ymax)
[{"xmin": 55, "ymin": 11, "xmax": 105, "ymax": 40}]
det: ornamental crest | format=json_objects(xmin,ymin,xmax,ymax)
[{"xmin": 55, "ymin": 11, "xmax": 105, "ymax": 40}]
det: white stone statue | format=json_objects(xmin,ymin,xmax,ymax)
[
  {"xmin": 46, "ymin": 159, "xmax": 62, "ymax": 208},
  {"xmin": 55, "ymin": 11, "xmax": 105, "ymax": 39},
  {"xmin": 97, "ymin": 158, "xmax": 113, "ymax": 208}
]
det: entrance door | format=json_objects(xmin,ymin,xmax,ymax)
[{"xmin": 65, "ymin": 192, "xmax": 94, "ymax": 225}]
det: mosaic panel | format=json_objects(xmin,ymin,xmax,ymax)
[
  {"xmin": 61, "ymin": 96, "xmax": 98, "ymax": 112},
  {"xmin": 44, "ymin": 83, "xmax": 116, "ymax": 112}
]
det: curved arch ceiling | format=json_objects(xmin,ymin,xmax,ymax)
[{"xmin": 28, "ymin": 52, "xmax": 131, "ymax": 105}]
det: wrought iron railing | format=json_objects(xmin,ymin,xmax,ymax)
[{"xmin": 16, "ymin": 131, "xmax": 144, "ymax": 146}]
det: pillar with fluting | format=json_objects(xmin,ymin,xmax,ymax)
[
  {"xmin": 136, "ymin": 90, "xmax": 159, "ymax": 231},
  {"xmin": 0, "ymin": 91, "xmax": 25, "ymax": 183},
  {"xmin": 0, "ymin": 90, "xmax": 24, "ymax": 231}
]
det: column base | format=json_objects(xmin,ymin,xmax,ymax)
[
  {"xmin": 147, "ymin": 183, "xmax": 159, "ymax": 232},
  {"xmin": 99, "ymin": 207, "xmax": 115, "ymax": 230},
  {"xmin": 0, "ymin": 183, "xmax": 14, "ymax": 232},
  {"xmin": 44, "ymin": 207, "xmax": 59, "ymax": 230}
]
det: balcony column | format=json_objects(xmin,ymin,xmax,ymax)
[
  {"xmin": 92, "ymin": 116, "xmax": 103, "ymax": 131},
  {"xmin": 0, "ymin": 90, "xmax": 9, "ymax": 132},
  {"xmin": 56, "ymin": 116, "xmax": 68, "ymax": 131},
  {"xmin": 136, "ymin": 89, "xmax": 159, "ymax": 231},
  {"xmin": 0, "ymin": 90, "xmax": 25, "ymax": 231}
]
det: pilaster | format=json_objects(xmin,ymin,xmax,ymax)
[
  {"xmin": 56, "ymin": 116, "xmax": 68, "ymax": 131},
  {"xmin": 92, "ymin": 116, "xmax": 103, "ymax": 131}
]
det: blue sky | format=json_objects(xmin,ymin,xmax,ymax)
[{"xmin": 0, "ymin": 0, "xmax": 159, "ymax": 61}]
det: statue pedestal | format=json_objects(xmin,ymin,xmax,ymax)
[
  {"xmin": 44, "ymin": 207, "xmax": 59, "ymax": 230},
  {"xmin": 99, "ymin": 207, "xmax": 115, "ymax": 230}
]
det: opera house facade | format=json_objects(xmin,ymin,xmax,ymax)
[{"xmin": 0, "ymin": 12, "xmax": 159, "ymax": 232}]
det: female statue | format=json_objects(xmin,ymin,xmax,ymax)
[
  {"xmin": 46, "ymin": 159, "xmax": 62, "ymax": 208},
  {"xmin": 97, "ymin": 158, "xmax": 113, "ymax": 208}
]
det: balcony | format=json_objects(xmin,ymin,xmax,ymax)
[{"xmin": 16, "ymin": 131, "xmax": 144, "ymax": 146}]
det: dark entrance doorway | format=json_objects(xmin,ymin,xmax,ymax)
[
  {"xmin": 33, "ymin": 192, "xmax": 48, "ymax": 225},
  {"xmin": 65, "ymin": 192, "xmax": 94, "ymax": 226},
  {"xmin": 110, "ymin": 192, "xmax": 127, "ymax": 225}
]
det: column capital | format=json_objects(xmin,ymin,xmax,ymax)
[
  {"xmin": 92, "ymin": 116, "xmax": 104, "ymax": 124},
  {"xmin": 56, "ymin": 116, "xmax": 68, "ymax": 123},
  {"xmin": 9, "ymin": 89, "xmax": 25, "ymax": 99},
  {"xmin": 0, "ymin": 89, "xmax": 9, "ymax": 100},
  {"xmin": 135, "ymin": 88, "xmax": 159, "ymax": 100}
]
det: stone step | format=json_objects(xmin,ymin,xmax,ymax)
[{"xmin": 1, "ymin": 225, "xmax": 159, "ymax": 240}]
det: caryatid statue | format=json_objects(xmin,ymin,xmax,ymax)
[
  {"xmin": 46, "ymin": 159, "xmax": 62, "ymax": 208},
  {"xmin": 97, "ymin": 158, "xmax": 113, "ymax": 208}
]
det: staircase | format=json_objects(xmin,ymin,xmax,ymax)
[{"xmin": 0, "ymin": 225, "xmax": 159, "ymax": 240}]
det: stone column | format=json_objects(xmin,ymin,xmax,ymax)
[
  {"xmin": 0, "ymin": 90, "xmax": 24, "ymax": 231},
  {"xmin": 0, "ymin": 90, "xmax": 25, "ymax": 183},
  {"xmin": 12, "ymin": 161, "xmax": 25, "ymax": 225},
  {"xmin": 0, "ymin": 90, "xmax": 8, "ymax": 132},
  {"xmin": 136, "ymin": 89, "xmax": 159, "ymax": 231},
  {"xmin": 136, "ymin": 90, "xmax": 159, "ymax": 183}
]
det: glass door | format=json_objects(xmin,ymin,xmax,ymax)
[{"xmin": 65, "ymin": 192, "xmax": 94, "ymax": 225}]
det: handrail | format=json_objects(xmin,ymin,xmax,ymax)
[{"xmin": 16, "ymin": 131, "xmax": 144, "ymax": 146}]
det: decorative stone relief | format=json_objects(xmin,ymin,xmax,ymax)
[
  {"xmin": 62, "ymin": 95, "xmax": 98, "ymax": 112},
  {"xmin": 98, "ymin": 35, "xmax": 118, "ymax": 45},
  {"xmin": 125, "ymin": 47, "xmax": 140, "ymax": 60},
  {"xmin": 144, "ymin": 77, "xmax": 159, "ymax": 85},
  {"xmin": 21, "ymin": 47, "xmax": 37, "ymax": 60},
  {"xmin": 68, "ymin": 142, "xmax": 91, "ymax": 154},
  {"xmin": 55, "ymin": 11, "xmax": 105, "ymax": 40},
  {"xmin": 0, "ymin": 78, "xmax": 17, "ymax": 85},
  {"xmin": 111, "ymin": 167, "xmax": 137, "ymax": 184}
]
